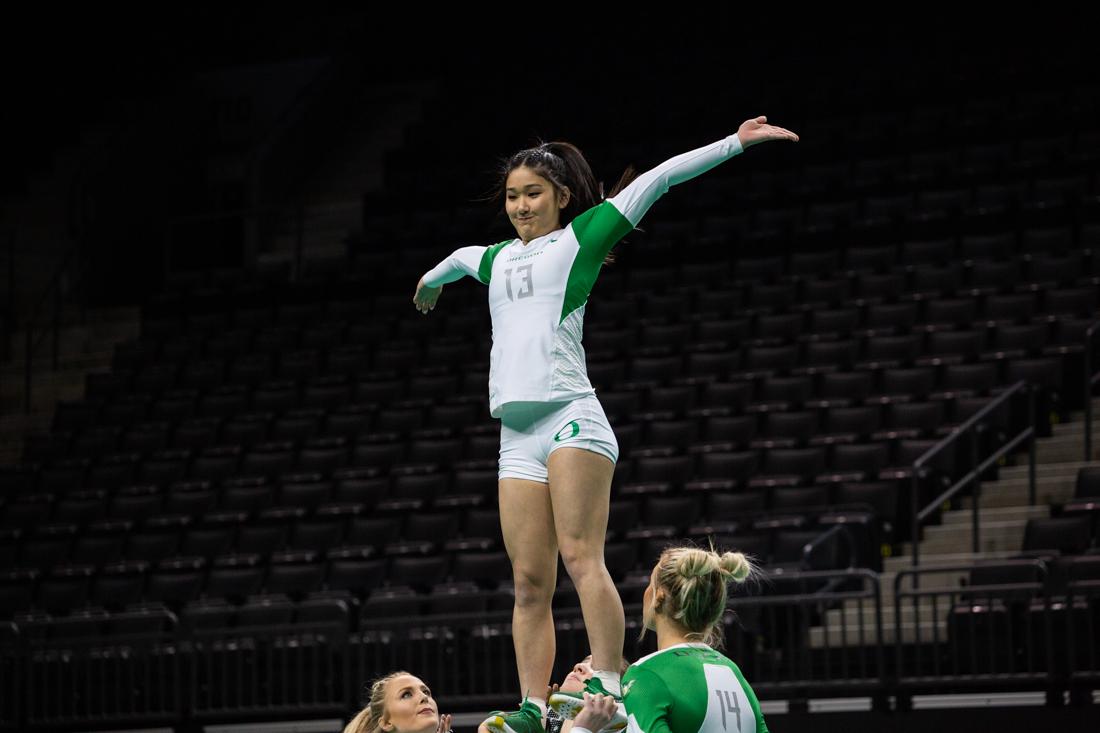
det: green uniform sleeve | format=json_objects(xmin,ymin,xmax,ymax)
[
  {"xmin": 568, "ymin": 134, "xmax": 744, "ymax": 265},
  {"xmin": 477, "ymin": 240, "xmax": 511, "ymax": 284},
  {"xmin": 623, "ymin": 666, "xmax": 674, "ymax": 733},
  {"xmin": 559, "ymin": 202, "xmax": 632, "ymax": 323},
  {"xmin": 571, "ymin": 200, "xmax": 635, "ymax": 262}
]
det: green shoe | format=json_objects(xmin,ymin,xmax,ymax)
[
  {"xmin": 482, "ymin": 699, "xmax": 544, "ymax": 733},
  {"xmin": 548, "ymin": 678, "xmax": 626, "ymax": 732}
]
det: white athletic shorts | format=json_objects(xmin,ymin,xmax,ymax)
[{"xmin": 498, "ymin": 394, "xmax": 619, "ymax": 483}]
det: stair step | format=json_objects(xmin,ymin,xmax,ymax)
[
  {"xmin": 1051, "ymin": 420, "xmax": 1100, "ymax": 435},
  {"xmin": 876, "ymin": 569, "xmax": 970, "ymax": 593},
  {"xmin": 826, "ymin": 600, "xmax": 949, "ymax": 628},
  {"xmin": 1036, "ymin": 445, "xmax": 1094, "ymax": 464},
  {"xmin": 967, "ymin": 474, "xmax": 1075, "ymax": 492},
  {"xmin": 919, "ymin": 526, "xmax": 1028, "ymax": 553},
  {"xmin": 999, "ymin": 461, "xmax": 1092, "ymax": 480},
  {"xmin": 941, "ymin": 506, "xmax": 1049, "ymax": 525},
  {"xmin": 1037, "ymin": 435, "xmax": 1094, "ymax": 451},
  {"xmin": 907, "ymin": 532, "xmax": 1023, "ymax": 556},
  {"xmin": 927, "ymin": 519, "xmax": 1027, "ymax": 536},
  {"xmin": 962, "ymin": 494, "xmax": 1069, "ymax": 511},
  {"xmin": 958, "ymin": 481, "xmax": 1075, "ymax": 509},
  {"xmin": 884, "ymin": 552, "xmax": 1017, "ymax": 573},
  {"xmin": 810, "ymin": 620, "xmax": 946, "ymax": 647}
]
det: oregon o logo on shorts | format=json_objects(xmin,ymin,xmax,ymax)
[{"xmin": 553, "ymin": 420, "xmax": 581, "ymax": 442}]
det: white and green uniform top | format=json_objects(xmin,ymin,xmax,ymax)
[
  {"xmin": 422, "ymin": 134, "xmax": 744, "ymax": 418},
  {"xmin": 622, "ymin": 643, "xmax": 768, "ymax": 733}
]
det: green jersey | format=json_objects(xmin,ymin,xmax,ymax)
[{"xmin": 622, "ymin": 643, "xmax": 767, "ymax": 733}]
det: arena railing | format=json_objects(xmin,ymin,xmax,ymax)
[
  {"xmin": 1066, "ymin": 576, "xmax": 1100, "ymax": 690},
  {"xmin": 892, "ymin": 559, "xmax": 1056, "ymax": 699},
  {"xmin": 5, "ymin": 566, "xmax": 1098, "ymax": 725},
  {"xmin": 352, "ymin": 568, "xmax": 884, "ymax": 710},
  {"xmin": 187, "ymin": 620, "xmax": 349, "ymax": 722},
  {"xmin": 910, "ymin": 380, "xmax": 1037, "ymax": 569},
  {"xmin": 22, "ymin": 626, "xmax": 180, "ymax": 728}
]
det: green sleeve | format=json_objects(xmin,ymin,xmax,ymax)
[
  {"xmin": 477, "ymin": 240, "xmax": 512, "ymax": 284},
  {"xmin": 622, "ymin": 666, "xmax": 674, "ymax": 733},
  {"xmin": 571, "ymin": 201, "xmax": 634, "ymax": 260},
  {"xmin": 559, "ymin": 202, "xmax": 633, "ymax": 323}
]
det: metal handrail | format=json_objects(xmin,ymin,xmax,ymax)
[
  {"xmin": 802, "ymin": 523, "xmax": 857, "ymax": 572},
  {"xmin": 910, "ymin": 380, "xmax": 1037, "ymax": 568},
  {"xmin": 9, "ymin": 567, "xmax": 1100, "ymax": 716},
  {"xmin": 893, "ymin": 559, "xmax": 1051, "ymax": 684},
  {"xmin": 894, "ymin": 559, "xmax": 1049, "ymax": 595}
]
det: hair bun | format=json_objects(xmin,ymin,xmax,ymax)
[
  {"xmin": 674, "ymin": 548, "xmax": 718, "ymax": 579},
  {"xmin": 719, "ymin": 552, "xmax": 752, "ymax": 583}
]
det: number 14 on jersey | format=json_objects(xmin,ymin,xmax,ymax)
[{"xmin": 715, "ymin": 688, "xmax": 742, "ymax": 732}]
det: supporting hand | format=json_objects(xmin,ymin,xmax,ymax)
[{"xmin": 573, "ymin": 693, "xmax": 617, "ymax": 733}]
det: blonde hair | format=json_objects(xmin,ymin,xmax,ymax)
[
  {"xmin": 344, "ymin": 670, "xmax": 414, "ymax": 733},
  {"xmin": 650, "ymin": 545, "xmax": 757, "ymax": 648}
]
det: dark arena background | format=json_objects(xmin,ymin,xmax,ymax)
[{"xmin": 1, "ymin": 8, "xmax": 1099, "ymax": 732}]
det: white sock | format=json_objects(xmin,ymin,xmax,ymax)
[
  {"xmin": 528, "ymin": 697, "xmax": 547, "ymax": 717},
  {"xmin": 593, "ymin": 670, "xmax": 621, "ymax": 697}
]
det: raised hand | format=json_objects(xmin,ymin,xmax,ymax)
[
  {"xmin": 737, "ymin": 116, "xmax": 799, "ymax": 149},
  {"xmin": 436, "ymin": 713, "xmax": 453, "ymax": 733},
  {"xmin": 413, "ymin": 277, "xmax": 443, "ymax": 314}
]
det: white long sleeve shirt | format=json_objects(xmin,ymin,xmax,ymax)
[{"xmin": 423, "ymin": 134, "xmax": 744, "ymax": 418}]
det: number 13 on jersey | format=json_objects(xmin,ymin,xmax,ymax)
[{"xmin": 503, "ymin": 264, "xmax": 534, "ymax": 301}]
